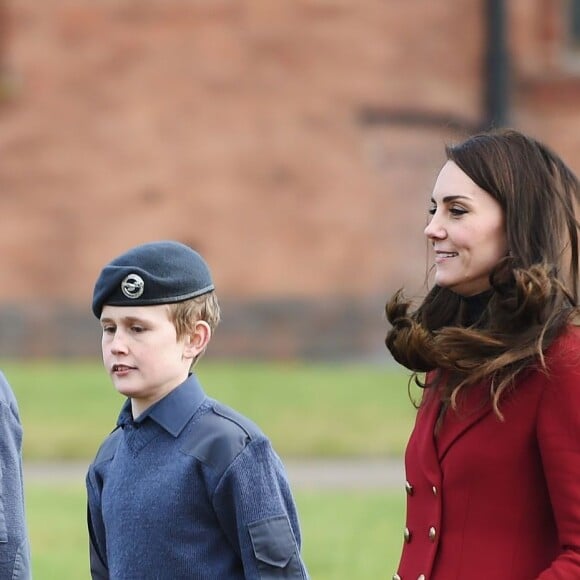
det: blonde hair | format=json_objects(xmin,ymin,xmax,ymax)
[{"xmin": 167, "ymin": 291, "xmax": 221, "ymax": 363}]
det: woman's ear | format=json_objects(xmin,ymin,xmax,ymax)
[{"xmin": 183, "ymin": 321, "xmax": 212, "ymax": 359}]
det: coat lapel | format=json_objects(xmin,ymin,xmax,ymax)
[
  {"xmin": 436, "ymin": 382, "xmax": 493, "ymax": 461},
  {"xmin": 414, "ymin": 389, "xmax": 444, "ymax": 484}
]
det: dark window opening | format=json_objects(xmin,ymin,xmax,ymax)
[{"xmin": 571, "ymin": 0, "xmax": 580, "ymax": 48}]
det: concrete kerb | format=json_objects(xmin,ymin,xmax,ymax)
[{"xmin": 24, "ymin": 457, "xmax": 405, "ymax": 491}]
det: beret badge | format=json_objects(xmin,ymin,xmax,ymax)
[{"xmin": 121, "ymin": 274, "xmax": 145, "ymax": 299}]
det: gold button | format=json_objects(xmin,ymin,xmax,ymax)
[
  {"xmin": 392, "ymin": 575, "xmax": 401, "ymax": 580},
  {"xmin": 404, "ymin": 527, "xmax": 411, "ymax": 543},
  {"xmin": 405, "ymin": 480, "xmax": 414, "ymax": 496},
  {"xmin": 418, "ymin": 575, "xmax": 426, "ymax": 580},
  {"xmin": 429, "ymin": 526, "xmax": 437, "ymax": 541},
  {"xmin": 432, "ymin": 485, "xmax": 437, "ymax": 496}
]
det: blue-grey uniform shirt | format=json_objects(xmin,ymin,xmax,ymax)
[
  {"xmin": 86, "ymin": 374, "xmax": 309, "ymax": 580},
  {"xmin": 0, "ymin": 372, "xmax": 31, "ymax": 580}
]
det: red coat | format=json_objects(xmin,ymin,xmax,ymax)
[{"xmin": 395, "ymin": 326, "xmax": 580, "ymax": 580}]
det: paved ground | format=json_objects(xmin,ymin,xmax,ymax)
[
  {"xmin": 24, "ymin": 457, "xmax": 405, "ymax": 491},
  {"xmin": 285, "ymin": 458, "xmax": 405, "ymax": 490}
]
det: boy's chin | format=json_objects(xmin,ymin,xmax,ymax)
[{"xmin": 111, "ymin": 381, "xmax": 143, "ymax": 398}]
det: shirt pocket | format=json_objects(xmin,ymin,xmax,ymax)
[{"xmin": 248, "ymin": 514, "xmax": 304, "ymax": 579}]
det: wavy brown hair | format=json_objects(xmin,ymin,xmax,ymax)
[{"xmin": 385, "ymin": 129, "xmax": 580, "ymax": 417}]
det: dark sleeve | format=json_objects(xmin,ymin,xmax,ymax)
[
  {"xmin": 86, "ymin": 470, "xmax": 109, "ymax": 580},
  {"xmin": 85, "ymin": 428, "xmax": 122, "ymax": 580},
  {"xmin": 212, "ymin": 438, "xmax": 309, "ymax": 580},
  {"xmin": 0, "ymin": 372, "xmax": 30, "ymax": 580}
]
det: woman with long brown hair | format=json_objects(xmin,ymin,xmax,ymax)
[{"xmin": 386, "ymin": 128, "xmax": 580, "ymax": 579}]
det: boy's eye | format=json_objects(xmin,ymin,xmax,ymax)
[
  {"xmin": 102, "ymin": 326, "xmax": 115, "ymax": 334},
  {"xmin": 131, "ymin": 326, "xmax": 145, "ymax": 333}
]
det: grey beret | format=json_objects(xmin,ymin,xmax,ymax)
[{"xmin": 92, "ymin": 241, "xmax": 214, "ymax": 318}]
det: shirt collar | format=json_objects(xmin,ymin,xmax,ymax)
[{"xmin": 116, "ymin": 374, "xmax": 206, "ymax": 438}]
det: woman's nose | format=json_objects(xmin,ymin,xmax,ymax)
[{"xmin": 424, "ymin": 215, "xmax": 446, "ymax": 240}]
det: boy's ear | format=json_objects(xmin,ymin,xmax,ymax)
[{"xmin": 183, "ymin": 321, "xmax": 212, "ymax": 359}]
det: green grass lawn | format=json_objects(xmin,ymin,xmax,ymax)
[
  {"xmin": 2, "ymin": 359, "xmax": 420, "ymax": 460},
  {"xmin": 26, "ymin": 483, "xmax": 89, "ymax": 579},
  {"xmin": 298, "ymin": 490, "xmax": 405, "ymax": 579},
  {"xmin": 14, "ymin": 360, "xmax": 412, "ymax": 577},
  {"xmin": 26, "ymin": 482, "xmax": 405, "ymax": 580}
]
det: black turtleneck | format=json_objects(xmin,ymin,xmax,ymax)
[{"xmin": 461, "ymin": 289, "xmax": 493, "ymax": 327}]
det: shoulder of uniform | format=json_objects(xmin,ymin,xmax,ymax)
[
  {"xmin": 92, "ymin": 427, "xmax": 122, "ymax": 465},
  {"xmin": 180, "ymin": 400, "xmax": 264, "ymax": 473},
  {"xmin": 0, "ymin": 371, "xmax": 19, "ymax": 414}
]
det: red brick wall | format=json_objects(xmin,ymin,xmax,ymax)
[{"xmin": 0, "ymin": 0, "xmax": 578, "ymax": 358}]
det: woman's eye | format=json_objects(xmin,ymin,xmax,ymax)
[
  {"xmin": 428, "ymin": 206, "xmax": 436, "ymax": 216},
  {"xmin": 102, "ymin": 326, "xmax": 115, "ymax": 334},
  {"xmin": 131, "ymin": 326, "xmax": 145, "ymax": 333},
  {"xmin": 450, "ymin": 206, "xmax": 467, "ymax": 216}
]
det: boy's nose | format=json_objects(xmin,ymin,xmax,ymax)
[{"xmin": 110, "ymin": 333, "xmax": 128, "ymax": 354}]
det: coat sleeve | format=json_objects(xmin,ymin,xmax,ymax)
[
  {"xmin": 0, "ymin": 372, "xmax": 31, "ymax": 580},
  {"xmin": 211, "ymin": 438, "xmax": 309, "ymax": 580},
  {"xmin": 536, "ymin": 331, "xmax": 580, "ymax": 579}
]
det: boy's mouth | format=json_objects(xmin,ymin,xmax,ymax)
[{"xmin": 112, "ymin": 364, "xmax": 136, "ymax": 373}]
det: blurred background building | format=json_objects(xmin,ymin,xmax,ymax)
[{"xmin": 0, "ymin": 0, "xmax": 579, "ymax": 359}]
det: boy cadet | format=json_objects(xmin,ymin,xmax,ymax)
[{"xmin": 86, "ymin": 241, "xmax": 309, "ymax": 580}]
